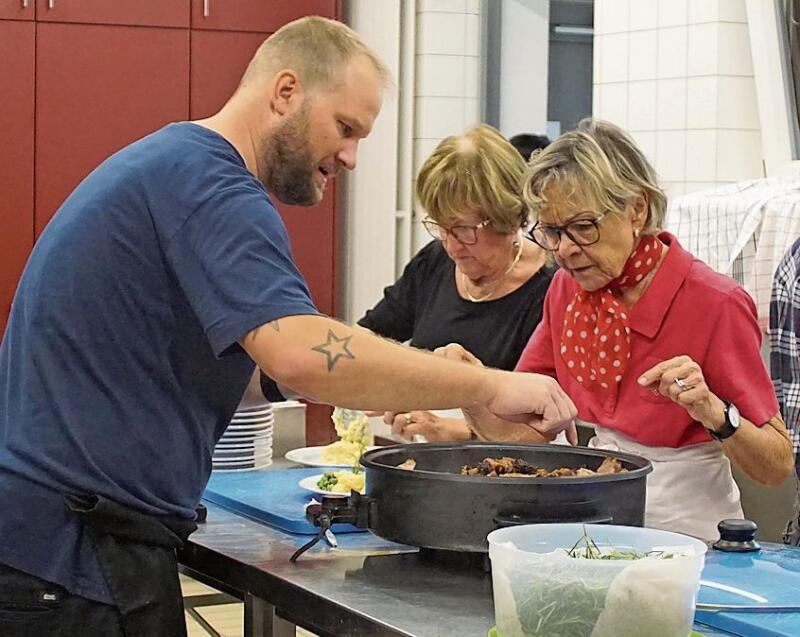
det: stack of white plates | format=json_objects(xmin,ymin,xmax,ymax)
[{"xmin": 212, "ymin": 404, "xmax": 274, "ymax": 472}]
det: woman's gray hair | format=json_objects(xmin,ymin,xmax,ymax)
[{"xmin": 521, "ymin": 118, "xmax": 667, "ymax": 234}]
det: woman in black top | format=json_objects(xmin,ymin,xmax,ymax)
[{"xmin": 359, "ymin": 124, "xmax": 554, "ymax": 441}]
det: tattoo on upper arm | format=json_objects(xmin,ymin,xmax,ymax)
[
  {"xmin": 270, "ymin": 320, "xmax": 280, "ymax": 332},
  {"xmin": 311, "ymin": 329, "xmax": 355, "ymax": 372}
]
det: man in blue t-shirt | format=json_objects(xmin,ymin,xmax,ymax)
[{"xmin": 0, "ymin": 16, "xmax": 577, "ymax": 637}]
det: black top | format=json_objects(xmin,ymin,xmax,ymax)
[{"xmin": 358, "ymin": 241, "xmax": 555, "ymax": 371}]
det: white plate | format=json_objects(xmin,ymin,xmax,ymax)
[
  {"xmin": 220, "ymin": 429, "xmax": 272, "ymax": 439},
  {"xmin": 235, "ymin": 406, "xmax": 273, "ymax": 416},
  {"xmin": 215, "ymin": 439, "xmax": 272, "ymax": 449},
  {"xmin": 230, "ymin": 415, "xmax": 274, "ymax": 425},
  {"xmin": 284, "ymin": 445, "xmax": 378, "ymax": 468},
  {"xmin": 298, "ymin": 473, "xmax": 364, "ymax": 497},
  {"xmin": 213, "ymin": 447, "xmax": 272, "ymax": 459},
  {"xmin": 225, "ymin": 422, "xmax": 273, "ymax": 432},
  {"xmin": 213, "ymin": 458, "xmax": 272, "ymax": 472}
]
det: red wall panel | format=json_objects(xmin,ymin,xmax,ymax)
[
  {"xmin": 35, "ymin": 0, "xmax": 188, "ymax": 27},
  {"xmin": 35, "ymin": 23, "xmax": 190, "ymax": 235},
  {"xmin": 191, "ymin": 0, "xmax": 336, "ymax": 33},
  {"xmin": 0, "ymin": 20, "xmax": 35, "ymax": 333}
]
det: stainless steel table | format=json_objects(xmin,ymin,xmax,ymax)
[
  {"xmin": 179, "ymin": 501, "xmax": 496, "ymax": 637},
  {"xmin": 179, "ymin": 502, "xmax": 738, "ymax": 637}
]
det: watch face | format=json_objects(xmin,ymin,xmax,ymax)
[{"xmin": 728, "ymin": 403, "xmax": 741, "ymax": 428}]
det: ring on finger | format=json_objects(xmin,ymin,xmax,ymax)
[
  {"xmin": 404, "ymin": 413, "xmax": 412, "ymax": 425},
  {"xmin": 673, "ymin": 378, "xmax": 691, "ymax": 392}
]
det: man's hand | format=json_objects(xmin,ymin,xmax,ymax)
[
  {"xmin": 484, "ymin": 370, "xmax": 578, "ymax": 444},
  {"xmin": 435, "ymin": 343, "xmax": 576, "ymax": 444}
]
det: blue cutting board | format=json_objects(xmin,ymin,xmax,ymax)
[
  {"xmin": 695, "ymin": 542, "xmax": 800, "ymax": 637},
  {"xmin": 203, "ymin": 468, "xmax": 366, "ymax": 535}
]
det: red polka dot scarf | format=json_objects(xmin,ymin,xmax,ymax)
[{"xmin": 560, "ymin": 235, "xmax": 664, "ymax": 392}]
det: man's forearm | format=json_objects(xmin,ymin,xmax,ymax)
[{"xmin": 241, "ymin": 314, "xmax": 495, "ymax": 412}]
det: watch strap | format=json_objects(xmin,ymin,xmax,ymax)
[{"xmin": 709, "ymin": 401, "xmax": 738, "ymax": 440}]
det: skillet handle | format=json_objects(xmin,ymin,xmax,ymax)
[{"xmin": 492, "ymin": 513, "xmax": 614, "ymax": 528}]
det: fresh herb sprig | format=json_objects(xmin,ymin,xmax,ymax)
[{"xmin": 566, "ymin": 526, "xmax": 674, "ymax": 560}]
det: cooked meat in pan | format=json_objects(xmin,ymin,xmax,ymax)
[{"xmin": 459, "ymin": 455, "xmax": 627, "ymax": 478}]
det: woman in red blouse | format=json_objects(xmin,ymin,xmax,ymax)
[{"xmin": 462, "ymin": 119, "xmax": 794, "ymax": 539}]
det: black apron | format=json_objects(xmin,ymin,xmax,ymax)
[{"xmin": 65, "ymin": 494, "xmax": 197, "ymax": 637}]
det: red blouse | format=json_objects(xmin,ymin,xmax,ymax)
[{"xmin": 515, "ymin": 233, "xmax": 779, "ymax": 447}]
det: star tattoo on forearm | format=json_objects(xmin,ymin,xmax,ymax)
[{"xmin": 311, "ymin": 329, "xmax": 355, "ymax": 372}]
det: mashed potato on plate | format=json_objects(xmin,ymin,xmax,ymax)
[
  {"xmin": 316, "ymin": 470, "xmax": 366, "ymax": 494},
  {"xmin": 320, "ymin": 408, "xmax": 372, "ymax": 466}
]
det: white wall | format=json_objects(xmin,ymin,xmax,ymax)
[
  {"xmin": 745, "ymin": 0, "xmax": 799, "ymax": 173},
  {"xmin": 341, "ymin": 0, "xmax": 486, "ymax": 320},
  {"xmin": 497, "ymin": 0, "xmax": 550, "ymax": 137},
  {"xmin": 413, "ymin": 0, "xmax": 485, "ymax": 252},
  {"xmin": 593, "ymin": 0, "xmax": 764, "ymax": 197},
  {"xmin": 340, "ymin": 0, "xmax": 403, "ymax": 322}
]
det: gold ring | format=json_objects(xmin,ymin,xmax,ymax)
[{"xmin": 404, "ymin": 413, "xmax": 412, "ymax": 425}]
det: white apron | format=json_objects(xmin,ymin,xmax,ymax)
[{"xmin": 588, "ymin": 425, "xmax": 743, "ymax": 541}]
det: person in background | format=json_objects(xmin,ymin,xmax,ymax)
[
  {"xmin": 509, "ymin": 132, "xmax": 551, "ymax": 161},
  {"xmin": 770, "ymin": 237, "xmax": 800, "ymax": 546},
  {"xmin": 456, "ymin": 118, "xmax": 794, "ymax": 540},
  {"xmin": 358, "ymin": 124, "xmax": 555, "ymax": 442},
  {"xmin": 0, "ymin": 17, "xmax": 576, "ymax": 637}
]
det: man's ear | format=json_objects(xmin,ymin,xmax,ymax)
[{"xmin": 271, "ymin": 69, "xmax": 303, "ymax": 116}]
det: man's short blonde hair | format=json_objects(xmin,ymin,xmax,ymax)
[
  {"xmin": 522, "ymin": 118, "xmax": 667, "ymax": 234},
  {"xmin": 416, "ymin": 124, "xmax": 528, "ymax": 233},
  {"xmin": 239, "ymin": 16, "xmax": 392, "ymax": 92}
]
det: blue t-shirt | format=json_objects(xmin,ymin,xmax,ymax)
[{"xmin": 0, "ymin": 123, "xmax": 318, "ymax": 602}]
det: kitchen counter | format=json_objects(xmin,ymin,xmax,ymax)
[
  {"xmin": 180, "ymin": 501, "xmax": 496, "ymax": 637},
  {"xmin": 180, "ymin": 491, "xmax": 737, "ymax": 637}
]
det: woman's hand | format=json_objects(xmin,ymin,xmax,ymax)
[
  {"xmin": 638, "ymin": 355, "xmax": 794, "ymax": 485},
  {"xmin": 387, "ymin": 411, "xmax": 472, "ymax": 442},
  {"xmin": 433, "ymin": 343, "xmax": 484, "ymax": 367},
  {"xmin": 637, "ymin": 355, "xmax": 725, "ymax": 430}
]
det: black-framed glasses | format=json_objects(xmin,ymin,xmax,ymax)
[
  {"xmin": 527, "ymin": 211, "xmax": 611, "ymax": 251},
  {"xmin": 421, "ymin": 217, "xmax": 490, "ymax": 245}
]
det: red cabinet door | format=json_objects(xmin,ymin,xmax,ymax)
[
  {"xmin": 0, "ymin": 0, "xmax": 34, "ymax": 20},
  {"xmin": 190, "ymin": 29, "xmax": 267, "ymax": 119},
  {"xmin": 35, "ymin": 0, "xmax": 188, "ymax": 27},
  {"xmin": 0, "ymin": 19, "xmax": 35, "ymax": 334},
  {"xmin": 190, "ymin": 30, "xmax": 339, "ymax": 317},
  {"xmin": 191, "ymin": 0, "xmax": 337, "ymax": 33},
  {"xmin": 35, "ymin": 23, "xmax": 190, "ymax": 235},
  {"xmin": 276, "ymin": 192, "xmax": 339, "ymax": 318}
]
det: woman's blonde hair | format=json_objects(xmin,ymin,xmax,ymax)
[
  {"xmin": 416, "ymin": 124, "xmax": 528, "ymax": 233},
  {"xmin": 521, "ymin": 118, "xmax": 667, "ymax": 234}
]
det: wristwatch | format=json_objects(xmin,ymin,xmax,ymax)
[{"xmin": 708, "ymin": 401, "xmax": 741, "ymax": 441}]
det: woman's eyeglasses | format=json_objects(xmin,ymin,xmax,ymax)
[
  {"xmin": 527, "ymin": 211, "xmax": 611, "ymax": 251},
  {"xmin": 421, "ymin": 218, "xmax": 490, "ymax": 245}
]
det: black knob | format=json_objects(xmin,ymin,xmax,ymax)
[{"xmin": 712, "ymin": 518, "xmax": 760, "ymax": 552}]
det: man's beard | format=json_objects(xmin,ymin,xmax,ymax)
[{"xmin": 257, "ymin": 105, "xmax": 321, "ymax": 206}]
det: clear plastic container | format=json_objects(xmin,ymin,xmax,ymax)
[{"xmin": 488, "ymin": 523, "xmax": 707, "ymax": 637}]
